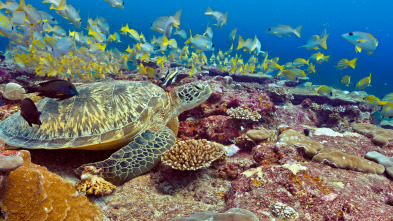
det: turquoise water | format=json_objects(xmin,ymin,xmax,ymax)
[{"xmin": 1, "ymin": 0, "xmax": 392, "ymax": 96}]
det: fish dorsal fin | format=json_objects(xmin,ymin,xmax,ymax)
[{"xmin": 38, "ymin": 79, "xmax": 65, "ymax": 87}]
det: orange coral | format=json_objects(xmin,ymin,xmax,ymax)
[
  {"xmin": 76, "ymin": 166, "xmax": 116, "ymax": 196},
  {"xmin": 0, "ymin": 150, "xmax": 103, "ymax": 221}
]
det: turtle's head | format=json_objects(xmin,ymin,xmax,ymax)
[{"xmin": 173, "ymin": 81, "xmax": 212, "ymax": 114}]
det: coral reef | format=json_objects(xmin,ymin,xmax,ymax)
[
  {"xmin": 312, "ymin": 148, "xmax": 385, "ymax": 174},
  {"xmin": 0, "ymin": 150, "xmax": 103, "ymax": 221},
  {"xmin": 245, "ymin": 128, "xmax": 271, "ymax": 141},
  {"xmin": 75, "ymin": 165, "xmax": 116, "ymax": 196},
  {"xmin": 161, "ymin": 139, "xmax": 226, "ymax": 170},
  {"xmin": 270, "ymin": 202, "xmax": 299, "ymax": 221}
]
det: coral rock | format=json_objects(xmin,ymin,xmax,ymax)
[
  {"xmin": 366, "ymin": 151, "xmax": 393, "ymax": 178},
  {"xmin": 0, "ymin": 154, "xmax": 23, "ymax": 172},
  {"xmin": 246, "ymin": 128, "xmax": 271, "ymax": 141},
  {"xmin": 169, "ymin": 208, "xmax": 259, "ymax": 221},
  {"xmin": 2, "ymin": 82, "xmax": 26, "ymax": 100},
  {"xmin": 270, "ymin": 202, "xmax": 299, "ymax": 221},
  {"xmin": 313, "ymin": 148, "xmax": 385, "ymax": 174},
  {"xmin": 0, "ymin": 150, "xmax": 103, "ymax": 221},
  {"xmin": 279, "ymin": 129, "xmax": 323, "ymax": 157},
  {"xmin": 161, "ymin": 139, "xmax": 226, "ymax": 170},
  {"xmin": 352, "ymin": 123, "xmax": 393, "ymax": 146}
]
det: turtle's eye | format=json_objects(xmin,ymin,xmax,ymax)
[{"xmin": 194, "ymin": 84, "xmax": 203, "ymax": 90}]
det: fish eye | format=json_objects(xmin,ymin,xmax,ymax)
[
  {"xmin": 268, "ymin": 28, "xmax": 271, "ymax": 31},
  {"xmin": 52, "ymin": 18, "xmax": 55, "ymax": 21},
  {"xmin": 349, "ymin": 32, "xmax": 353, "ymax": 36},
  {"xmin": 122, "ymin": 2, "xmax": 124, "ymax": 5},
  {"xmin": 212, "ymin": 44, "xmax": 215, "ymax": 47}
]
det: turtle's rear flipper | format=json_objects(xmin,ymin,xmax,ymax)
[{"xmin": 75, "ymin": 127, "xmax": 176, "ymax": 185}]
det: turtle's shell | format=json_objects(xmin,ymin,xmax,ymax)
[{"xmin": 0, "ymin": 81, "xmax": 169, "ymax": 150}]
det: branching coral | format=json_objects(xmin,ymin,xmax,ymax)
[
  {"xmin": 75, "ymin": 166, "xmax": 116, "ymax": 196},
  {"xmin": 226, "ymin": 106, "xmax": 261, "ymax": 121},
  {"xmin": 161, "ymin": 139, "xmax": 226, "ymax": 170}
]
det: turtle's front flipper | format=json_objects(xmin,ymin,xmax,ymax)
[{"xmin": 75, "ymin": 127, "xmax": 176, "ymax": 185}]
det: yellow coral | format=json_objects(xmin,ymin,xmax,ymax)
[
  {"xmin": 161, "ymin": 139, "xmax": 226, "ymax": 170},
  {"xmin": 75, "ymin": 166, "xmax": 116, "ymax": 196}
]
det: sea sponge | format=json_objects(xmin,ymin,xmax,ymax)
[
  {"xmin": 76, "ymin": 166, "xmax": 116, "ymax": 196},
  {"xmin": 161, "ymin": 139, "xmax": 226, "ymax": 170},
  {"xmin": 313, "ymin": 148, "xmax": 385, "ymax": 174},
  {"xmin": 278, "ymin": 129, "xmax": 323, "ymax": 156},
  {"xmin": 226, "ymin": 106, "xmax": 261, "ymax": 121},
  {"xmin": 0, "ymin": 150, "xmax": 103, "ymax": 221},
  {"xmin": 2, "ymin": 82, "xmax": 26, "ymax": 100}
]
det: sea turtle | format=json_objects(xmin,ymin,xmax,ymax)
[{"xmin": 0, "ymin": 80, "xmax": 212, "ymax": 184}]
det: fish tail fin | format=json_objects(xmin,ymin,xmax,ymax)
[
  {"xmin": 223, "ymin": 12, "xmax": 228, "ymax": 23},
  {"xmin": 349, "ymin": 58, "xmax": 357, "ymax": 69},
  {"xmin": 236, "ymin": 35, "xmax": 244, "ymax": 50},
  {"xmin": 185, "ymin": 30, "xmax": 192, "ymax": 44},
  {"xmin": 205, "ymin": 6, "xmax": 212, "ymax": 15},
  {"xmin": 101, "ymin": 44, "xmax": 106, "ymax": 52},
  {"xmin": 173, "ymin": 9, "xmax": 182, "ymax": 28},
  {"xmin": 320, "ymin": 33, "xmax": 329, "ymax": 49},
  {"xmin": 294, "ymin": 25, "xmax": 302, "ymax": 38},
  {"xmin": 16, "ymin": 0, "xmax": 27, "ymax": 12},
  {"xmin": 56, "ymin": 0, "xmax": 67, "ymax": 11}
]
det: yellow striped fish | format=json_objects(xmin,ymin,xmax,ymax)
[
  {"xmin": 354, "ymin": 73, "xmax": 371, "ymax": 90},
  {"xmin": 382, "ymin": 93, "xmax": 393, "ymax": 102},
  {"xmin": 336, "ymin": 58, "xmax": 357, "ymax": 70},
  {"xmin": 282, "ymin": 69, "xmax": 306, "ymax": 80},
  {"xmin": 316, "ymin": 85, "xmax": 332, "ymax": 96},
  {"xmin": 340, "ymin": 75, "xmax": 351, "ymax": 87},
  {"xmin": 381, "ymin": 101, "xmax": 393, "ymax": 118},
  {"xmin": 363, "ymin": 95, "xmax": 387, "ymax": 106},
  {"xmin": 0, "ymin": 13, "xmax": 13, "ymax": 37},
  {"xmin": 292, "ymin": 58, "xmax": 309, "ymax": 67}
]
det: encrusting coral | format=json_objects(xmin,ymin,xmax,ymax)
[
  {"xmin": 352, "ymin": 123, "xmax": 393, "ymax": 146},
  {"xmin": 312, "ymin": 148, "xmax": 385, "ymax": 174},
  {"xmin": 0, "ymin": 150, "xmax": 103, "ymax": 221},
  {"xmin": 170, "ymin": 208, "xmax": 259, "ymax": 221},
  {"xmin": 278, "ymin": 129, "xmax": 324, "ymax": 156},
  {"xmin": 161, "ymin": 139, "xmax": 226, "ymax": 170},
  {"xmin": 75, "ymin": 165, "xmax": 116, "ymax": 196},
  {"xmin": 366, "ymin": 151, "xmax": 393, "ymax": 178}
]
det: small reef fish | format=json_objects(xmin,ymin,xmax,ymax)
[
  {"xmin": 52, "ymin": 37, "xmax": 74, "ymax": 58},
  {"xmin": 105, "ymin": 0, "xmax": 124, "ymax": 9},
  {"xmin": 342, "ymin": 31, "xmax": 378, "ymax": 55},
  {"xmin": 382, "ymin": 93, "xmax": 393, "ymax": 102},
  {"xmin": 363, "ymin": 95, "xmax": 387, "ymax": 107},
  {"xmin": 185, "ymin": 30, "xmax": 214, "ymax": 52},
  {"xmin": 267, "ymin": 25, "xmax": 302, "ymax": 38},
  {"xmin": 281, "ymin": 69, "xmax": 306, "ymax": 80},
  {"xmin": 24, "ymin": 80, "xmax": 79, "ymax": 100},
  {"xmin": 228, "ymin": 28, "xmax": 237, "ymax": 42},
  {"xmin": 20, "ymin": 98, "xmax": 42, "ymax": 127},
  {"xmin": 299, "ymin": 34, "xmax": 329, "ymax": 50},
  {"xmin": 237, "ymin": 35, "xmax": 262, "ymax": 54},
  {"xmin": 292, "ymin": 58, "xmax": 309, "ymax": 67},
  {"xmin": 316, "ymin": 85, "xmax": 333, "ymax": 96},
  {"xmin": 174, "ymin": 29, "xmax": 187, "ymax": 39},
  {"xmin": 161, "ymin": 67, "xmax": 178, "ymax": 87},
  {"xmin": 354, "ymin": 73, "xmax": 372, "ymax": 90},
  {"xmin": 151, "ymin": 9, "xmax": 182, "ymax": 37},
  {"xmin": 204, "ymin": 7, "xmax": 228, "ymax": 30},
  {"xmin": 336, "ymin": 58, "xmax": 357, "ymax": 70},
  {"xmin": 381, "ymin": 101, "xmax": 393, "ymax": 119},
  {"xmin": 204, "ymin": 25, "xmax": 213, "ymax": 39},
  {"xmin": 306, "ymin": 63, "xmax": 316, "ymax": 74},
  {"xmin": 309, "ymin": 52, "xmax": 330, "ymax": 64},
  {"xmin": 340, "ymin": 75, "xmax": 351, "ymax": 87}
]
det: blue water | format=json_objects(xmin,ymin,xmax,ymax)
[{"xmin": 2, "ymin": 0, "xmax": 393, "ymax": 97}]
